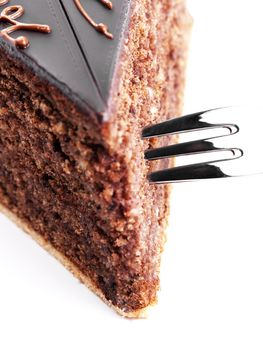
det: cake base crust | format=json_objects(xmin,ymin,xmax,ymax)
[{"xmin": 0, "ymin": 203, "xmax": 152, "ymax": 318}]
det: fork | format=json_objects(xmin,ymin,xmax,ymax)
[{"xmin": 142, "ymin": 106, "xmax": 263, "ymax": 184}]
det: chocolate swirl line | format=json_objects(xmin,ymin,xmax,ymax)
[
  {"xmin": 0, "ymin": 0, "xmax": 51, "ymax": 49},
  {"xmin": 74, "ymin": 0, "xmax": 113, "ymax": 39}
]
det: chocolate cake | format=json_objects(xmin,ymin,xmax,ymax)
[{"xmin": 0, "ymin": 0, "xmax": 191, "ymax": 317}]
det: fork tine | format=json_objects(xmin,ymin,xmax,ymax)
[
  {"xmin": 148, "ymin": 161, "xmax": 232, "ymax": 184},
  {"xmin": 145, "ymin": 135, "xmax": 244, "ymax": 161},
  {"xmin": 142, "ymin": 111, "xmax": 210, "ymax": 139},
  {"xmin": 144, "ymin": 106, "xmax": 263, "ymax": 182},
  {"xmin": 145, "ymin": 139, "xmax": 219, "ymax": 160},
  {"xmin": 142, "ymin": 108, "xmax": 238, "ymax": 139}
]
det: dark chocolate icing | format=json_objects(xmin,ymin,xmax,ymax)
[
  {"xmin": 73, "ymin": 0, "xmax": 113, "ymax": 39},
  {"xmin": 0, "ymin": 0, "xmax": 132, "ymax": 114},
  {"xmin": 0, "ymin": 1, "xmax": 51, "ymax": 49}
]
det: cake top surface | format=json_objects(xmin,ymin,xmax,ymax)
[{"xmin": 0, "ymin": 0, "xmax": 132, "ymax": 114}]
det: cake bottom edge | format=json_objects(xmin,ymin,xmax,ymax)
[{"xmin": 0, "ymin": 203, "xmax": 155, "ymax": 319}]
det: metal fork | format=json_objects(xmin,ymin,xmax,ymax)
[{"xmin": 142, "ymin": 106, "xmax": 263, "ymax": 184}]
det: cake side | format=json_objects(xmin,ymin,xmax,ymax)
[
  {"xmin": 101, "ymin": 0, "xmax": 192, "ymax": 312},
  {"xmin": 0, "ymin": 0, "xmax": 191, "ymax": 317}
]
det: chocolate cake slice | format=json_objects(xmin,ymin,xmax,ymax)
[{"xmin": 0, "ymin": 0, "xmax": 191, "ymax": 317}]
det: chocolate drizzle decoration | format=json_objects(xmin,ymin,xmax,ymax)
[
  {"xmin": 74, "ymin": 0, "xmax": 113, "ymax": 39},
  {"xmin": 0, "ymin": 0, "xmax": 51, "ymax": 49}
]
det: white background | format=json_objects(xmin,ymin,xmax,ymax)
[{"xmin": 1, "ymin": 1, "xmax": 263, "ymax": 349}]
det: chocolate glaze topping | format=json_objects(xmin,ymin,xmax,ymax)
[
  {"xmin": 0, "ymin": 0, "xmax": 132, "ymax": 115},
  {"xmin": 0, "ymin": 0, "xmax": 51, "ymax": 49},
  {"xmin": 73, "ymin": 0, "xmax": 113, "ymax": 39}
]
